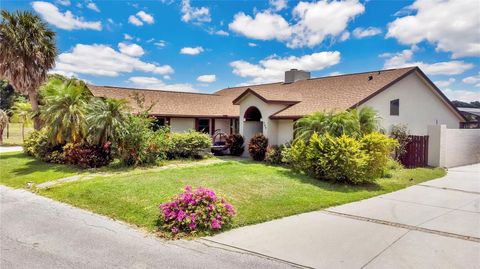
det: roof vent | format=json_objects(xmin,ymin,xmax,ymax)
[
  {"xmin": 368, "ymin": 75, "xmax": 373, "ymax": 81},
  {"xmin": 285, "ymin": 69, "xmax": 311, "ymax": 83}
]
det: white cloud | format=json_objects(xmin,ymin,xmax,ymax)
[
  {"xmin": 128, "ymin": 76, "xmax": 198, "ymax": 92},
  {"xmin": 442, "ymin": 89, "xmax": 480, "ymax": 102},
  {"xmin": 124, "ymin": 34, "xmax": 133, "ymax": 40},
  {"xmin": 228, "ymin": 0, "xmax": 364, "ymax": 48},
  {"xmin": 136, "ymin": 11, "xmax": 154, "ymax": 24},
  {"xmin": 128, "ymin": 15, "xmax": 143, "ymax": 26},
  {"xmin": 197, "ymin": 74, "xmax": 216, "ymax": 83},
  {"xmin": 382, "ymin": 47, "xmax": 473, "ymax": 75},
  {"xmin": 56, "ymin": 0, "xmax": 70, "ymax": 6},
  {"xmin": 339, "ymin": 31, "xmax": 350, "ymax": 41},
  {"xmin": 180, "ymin": 46, "xmax": 204, "ymax": 55},
  {"xmin": 434, "ymin": 78, "xmax": 455, "ymax": 88},
  {"xmin": 154, "ymin": 40, "xmax": 167, "ymax": 48},
  {"xmin": 32, "ymin": 1, "xmax": 101, "ymax": 30},
  {"xmin": 269, "ymin": 0, "xmax": 288, "ymax": 11},
  {"xmin": 54, "ymin": 44, "xmax": 174, "ymax": 77},
  {"xmin": 230, "ymin": 51, "xmax": 341, "ymax": 84},
  {"xmin": 163, "ymin": 75, "xmax": 171, "ymax": 80},
  {"xmin": 248, "ymin": 42, "xmax": 257, "ymax": 47},
  {"xmin": 288, "ymin": 0, "xmax": 365, "ymax": 48},
  {"xmin": 128, "ymin": 11, "xmax": 154, "ymax": 26},
  {"xmin": 181, "ymin": 0, "xmax": 211, "ymax": 24},
  {"xmin": 214, "ymin": 30, "xmax": 229, "ymax": 36},
  {"xmin": 86, "ymin": 2, "xmax": 100, "ymax": 12},
  {"xmin": 463, "ymin": 73, "xmax": 480, "ymax": 87},
  {"xmin": 352, "ymin": 27, "xmax": 381, "ymax": 38},
  {"xmin": 118, "ymin": 42, "xmax": 144, "ymax": 57},
  {"xmin": 229, "ymin": 12, "xmax": 292, "ymax": 41},
  {"xmin": 387, "ymin": 0, "xmax": 480, "ymax": 58}
]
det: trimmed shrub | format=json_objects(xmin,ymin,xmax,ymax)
[
  {"xmin": 168, "ymin": 131, "xmax": 212, "ymax": 159},
  {"xmin": 248, "ymin": 134, "xmax": 268, "ymax": 161},
  {"xmin": 288, "ymin": 139, "xmax": 308, "ymax": 172},
  {"xmin": 306, "ymin": 133, "xmax": 371, "ymax": 184},
  {"xmin": 265, "ymin": 145, "xmax": 284, "ymax": 165},
  {"xmin": 361, "ymin": 132, "xmax": 399, "ymax": 178},
  {"xmin": 225, "ymin": 133, "xmax": 244, "ymax": 156},
  {"xmin": 23, "ymin": 130, "xmax": 45, "ymax": 157},
  {"xmin": 63, "ymin": 142, "xmax": 112, "ymax": 168},
  {"xmin": 158, "ymin": 186, "xmax": 236, "ymax": 238}
]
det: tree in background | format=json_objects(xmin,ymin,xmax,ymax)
[
  {"xmin": 11, "ymin": 99, "xmax": 32, "ymax": 140},
  {"xmin": 0, "ymin": 11, "xmax": 57, "ymax": 130},
  {"xmin": 452, "ymin": 100, "xmax": 480, "ymax": 108},
  {"xmin": 0, "ymin": 109, "xmax": 8, "ymax": 144},
  {"xmin": 0, "ymin": 80, "xmax": 21, "ymax": 116}
]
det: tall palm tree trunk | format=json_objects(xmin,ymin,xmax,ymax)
[{"xmin": 29, "ymin": 91, "xmax": 41, "ymax": 130}]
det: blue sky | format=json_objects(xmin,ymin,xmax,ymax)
[{"xmin": 3, "ymin": 0, "xmax": 479, "ymax": 101}]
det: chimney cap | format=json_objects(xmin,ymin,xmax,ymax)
[{"xmin": 285, "ymin": 69, "xmax": 311, "ymax": 83}]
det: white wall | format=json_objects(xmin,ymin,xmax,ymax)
[
  {"xmin": 170, "ymin": 118, "xmax": 195, "ymax": 133},
  {"xmin": 428, "ymin": 125, "xmax": 480, "ymax": 168},
  {"xmin": 214, "ymin": 118, "xmax": 231, "ymax": 134},
  {"xmin": 238, "ymin": 94, "xmax": 288, "ymax": 145},
  {"xmin": 276, "ymin": 120, "xmax": 294, "ymax": 145},
  {"xmin": 361, "ymin": 72, "xmax": 461, "ymax": 135}
]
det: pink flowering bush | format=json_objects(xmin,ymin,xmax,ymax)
[{"xmin": 158, "ymin": 186, "xmax": 236, "ymax": 237}]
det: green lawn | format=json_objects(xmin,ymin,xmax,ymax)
[
  {"xmin": 0, "ymin": 151, "xmax": 81, "ymax": 188},
  {"xmin": 37, "ymin": 160, "xmax": 446, "ymax": 232},
  {"xmin": 1, "ymin": 123, "xmax": 33, "ymax": 145}
]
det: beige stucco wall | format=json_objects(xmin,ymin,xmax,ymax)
[
  {"xmin": 170, "ymin": 118, "xmax": 195, "ymax": 133},
  {"xmin": 276, "ymin": 120, "xmax": 294, "ymax": 145},
  {"xmin": 360, "ymin": 72, "xmax": 461, "ymax": 135},
  {"xmin": 238, "ymin": 94, "xmax": 288, "ymax": 146},
  {"xmin": 428, "ymin": 125, "xmax": 480, "ymax": 168},
  {"xmin": 214, "ymin": 118, "xmax": 231, "ymax": 134}
]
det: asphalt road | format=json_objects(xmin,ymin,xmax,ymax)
[{"xmin": 0, "ymin": 186, "xmax": 293, "ymax": 269}]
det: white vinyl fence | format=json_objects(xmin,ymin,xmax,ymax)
[{"xmin": 428, "ymin": 125, "xmax": 480, "ymax": 168}]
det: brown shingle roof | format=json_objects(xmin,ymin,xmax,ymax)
[
  {"xmin": 87, "ymin": 85, "xmax": 239, "ymax": 117},
  {"xmin": 89, "ymin": 66, "xmax": 452, "ymax": 120},
  {"xmin": 228, "ymin": 67, "xmax": 417, "ymax": 118}
]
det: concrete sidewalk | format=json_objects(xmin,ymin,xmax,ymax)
[
  {"xmin": 205, "ymin": 164, "xmax": 480, "ymax": 269},
  {"xmin": 0, "ymin": 146, "xmax": 23, "ymax": 153},
  {"xmin": 0, "ymin": 186, "xmax": 291, "ymax": 269}
]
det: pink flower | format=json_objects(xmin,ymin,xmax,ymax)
[
  {"xmin": 171, "ymin": 226, "xmax": 179, "ymax": 234},
  {"xmin": 211, "ymin": 219, "xmax": 221, "ymax": 229}
]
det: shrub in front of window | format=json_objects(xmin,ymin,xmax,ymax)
[
  {"xmin": 225, "ymin": 133, "xmax": 244, "ymax": 156},
  {"xmin": 168, "ymin": 131, "xmax": 212, "ymax": 159},
  {"xmin": 158, "ymin": 186, "xmax": 236, "ymax": 238},
  {"xmin": 248, "ymin": 134, "xmax": 268, "ymax": 161},
  {"xmin": 390, "ymin": 124, "xmax": 410, "ymax": 160}
]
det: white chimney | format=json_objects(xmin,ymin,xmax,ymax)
[{"xmin": 284, "ymin": 69, "xmax": 311, "ymax": 83}]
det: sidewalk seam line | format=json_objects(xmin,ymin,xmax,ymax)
[
  {"xmin": 322, "ymin": 210, "xmax": 480, "ymax": 243},
  {"xmin": 417, "ymin": 184, "xmax": 480, "ymax": 195}
]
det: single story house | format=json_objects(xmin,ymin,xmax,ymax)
[{"xmin": 88, "ymin": 66, "xmax": 465, "ymax": 146}]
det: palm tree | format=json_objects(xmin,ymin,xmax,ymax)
[
  {"xmin": 41, "ymin": 80, "xmax": 89, "ymax": 145},
  {"xmin": 87, "ymin": 97, "xmax": 129, "ymax": 146},
  {"xmin": 11, "ymin": 100, "xmax": 32, "ymax": 140},
  {"xmin": 356, "ymin": 107, "xmax": 380, "ymax": 135},
  {"xmin": 0, "ymin": 11, "xmax": 57, "ymax": 130}
]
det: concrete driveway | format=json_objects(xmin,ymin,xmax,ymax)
[{"xmin": 205, "ymin": 164, "xmax": 480, "ymax": 269}]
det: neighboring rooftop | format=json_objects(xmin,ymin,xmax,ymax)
[{"xmin": 88, "ymin": 66, "xmax": 432, "ymax": 119}]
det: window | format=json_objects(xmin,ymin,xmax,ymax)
[
  {"xmin": 390, "ymin": 99, "xmax": 399, "ymax": 116},
  {"xmin": 197, "ymin": 118, "xmax": 210, "ymax": 134},
  {"xmin": 151, "ymin": 117, "xmax": 166, "ymax": 131}
]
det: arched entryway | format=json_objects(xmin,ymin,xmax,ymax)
[{"xmin": 243, "ymin": 106, "xmax": 263, "ymax": 140}]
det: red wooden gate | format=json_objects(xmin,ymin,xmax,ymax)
[{"xmin": 400, "ymin": 135, "xmax": 429, "ymax": 168}]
